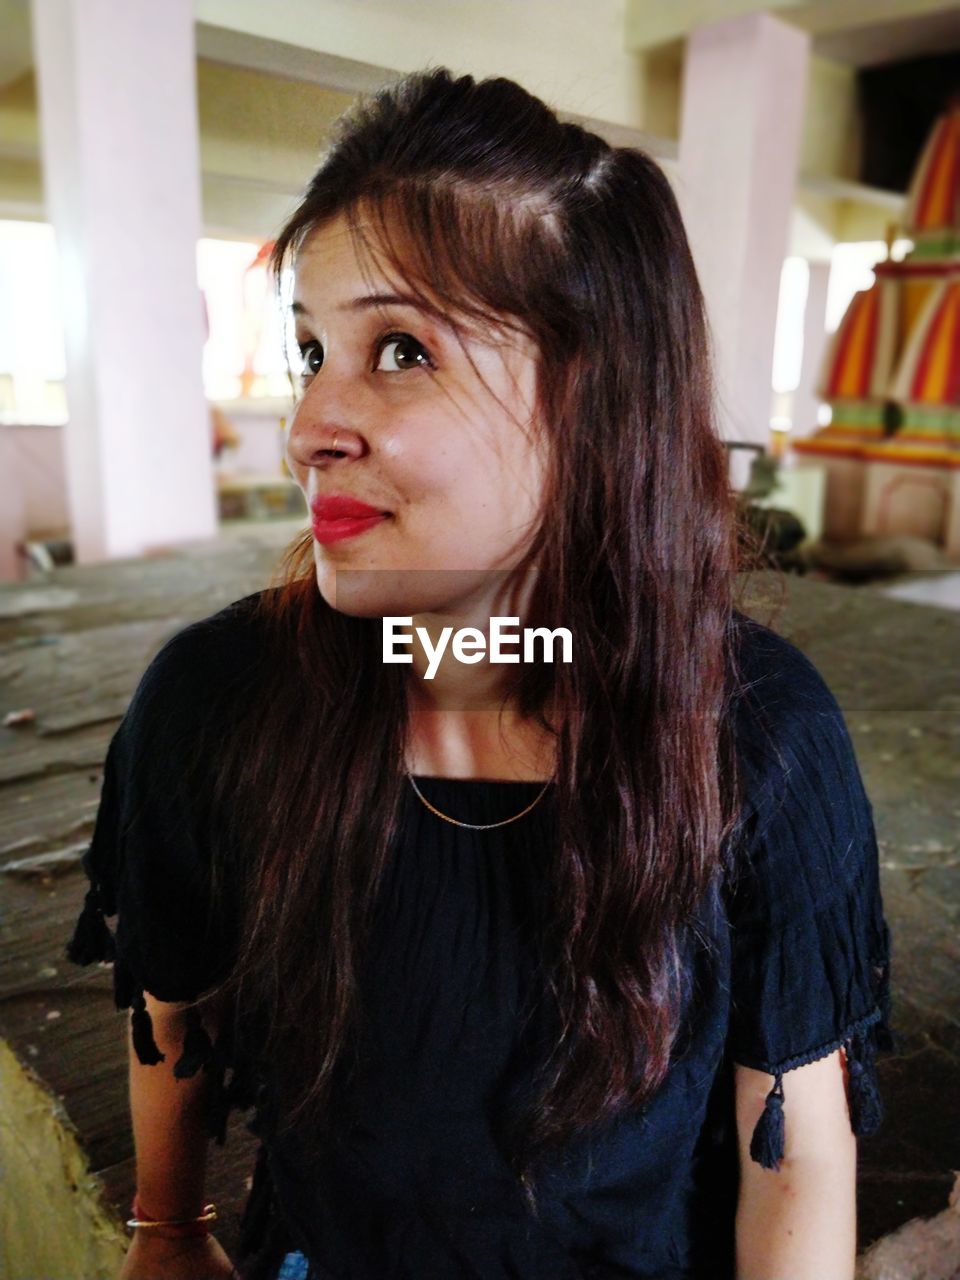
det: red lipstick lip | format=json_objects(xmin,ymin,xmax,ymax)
[
  {"xmin": 310, "ymin": 493, "xmax": 389, "ymax": 521},
  {"xmin": 311, "ymin": 514, "xmax": 386, "ymax": 546}
]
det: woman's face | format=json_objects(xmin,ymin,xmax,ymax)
[{"xmin": 284, "ymin": 212, "xmax": 549, "ymax": 620}]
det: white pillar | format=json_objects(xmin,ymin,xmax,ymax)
[
  {"xmin": 792, "ymin": 259, "xmax": 831, "ymax": 440},
  {"xmin": 676, "ymin": 13, "xmax": 810, "ymax": 491},
  {"xmin": 0, "ymin": 433, "xmax": 26, "ymax": 580},
  {"xmin": 30, "ymin": 0, "xmax": 216, "ymax": 565}
]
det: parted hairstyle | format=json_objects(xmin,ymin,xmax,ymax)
[{"xmin": 192, "ymin": 65, "xmax": 769, "ymax": 1212}]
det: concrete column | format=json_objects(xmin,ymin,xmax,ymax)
[
  {"xmin": 676, "ymin": 12, "xmax": 810, "ymax": 491},
  {"xmin": 0, "ymin": 432, "xmax": 26, "ymax": 580},
  {"xmin": 30, "ymin": 0, "xmax": 216, "ymax": 566},
  {"xmin": 792, "ymin": 259, "xmax": 831, "ymax": 440}
]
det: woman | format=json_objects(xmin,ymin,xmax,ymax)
[{"xmin": 67, "ymin": 67, "xmax": 893, "ymax": 1280}]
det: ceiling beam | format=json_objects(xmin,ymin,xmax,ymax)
[
  {"xmin": 194, "ymin": 23, "xmax": 399, "ymax": 95},
  {"xmin": 624, "ymin": 0, "xmax": 960, "ymax": 52},
  {"xmin": 0, "ymin": 0, "xmax": 32, "ymax": 91},
  {"xmin": 193, "ymin": 26, "xmax": 678, "ymax": 162},
  {"xmin": 625, "ymin": 0, "xmax": 803, "ymax": 52}
]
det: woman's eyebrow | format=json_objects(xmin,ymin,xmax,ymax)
[
  {"xmin": 341, "ymin": 292, "xmax": 436, "ymax": 316},
  {"xmin": 291, "ymin": 293, "xmax": 456, "ymax": 331}
]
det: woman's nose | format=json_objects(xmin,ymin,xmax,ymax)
[
  {"xmin": 286, "ymin": 423, "xmax": 361, "ymax": 468},
  {"xmin": 285, "ymin": 380, "xmax": 368, "ymax": 469}
]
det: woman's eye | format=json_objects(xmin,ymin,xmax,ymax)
[
  {"xmin": 297, "ymin": 340, "xmax": 323, "ymax": 379},
  {"xmin": 375, "ymin": 332, "xmax": 433, "ymax": 373}
]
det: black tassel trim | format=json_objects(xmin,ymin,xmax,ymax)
[
  {"xmin": 210, "ymin": 1064, "xmax": 263, "ymax": 1147},
  {"xmin": 113, "ymin": 952, "xmax": 138, "ymax": 1011},
  {"xmin": 201, "ymin": 1024, "xmax": 259, "ymax": 1147},
  {"xmin": 875, "ymin": 1015, "xmax": 895, "ymax": 1054},
  {"xmin": 873, "ymin": 950, "xmax": 896, "ymax": 1054},
  {"xmin": 65, "ymin": 885, "xmax": 116, "ymax": 965},
  {"xmin": 200, "ymin": 1030, "xmax": 230, "ymax": 1144},
  {"xmin": 130, "ymin": 990, "xmax": 165, "ymax": 1066},
  {"xmin": 846, "ymin": 1031, "xmax": 884, "ymax": 1136},
  {"xmin": 207, "ymin": 1082, "xmax": 232, "ymax": 1148},
  {"xmin": 748, "ymin": 1073, "xmax": 785, "ymax": 1171},
  {"xmin": 225, "ymin": 1058, "xmax": 260, "ymax": 1113},
  {"xmin": 173, "ymin": 1005, "xmax": 214, "ymax": 1079}
]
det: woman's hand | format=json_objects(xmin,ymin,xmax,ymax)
[
  {"xmin": 122, "ymin": 992, "xmax": 232, "ymax": 1278},
  {"xmin": 118, "ymin": 1230, "xmax": 238, "ymax": 1280}
]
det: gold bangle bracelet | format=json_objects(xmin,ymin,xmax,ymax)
[{"xmin": 126, "ymin": 1202, "xmax": 218, "ymax": 1229}]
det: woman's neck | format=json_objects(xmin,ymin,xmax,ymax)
[{"xmin": 404, "ymin": 699, "xmax": 556, "ymax": 782}]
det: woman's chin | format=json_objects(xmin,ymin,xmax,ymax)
[{"xmin": 315, "ymin": 569, "xmax": 412, "ymax": 620}]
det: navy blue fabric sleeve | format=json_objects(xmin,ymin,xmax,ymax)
[
  {"xmin": 65, "ymin": 605, "xmax": 257, "ymax": 1139},
  {"xmin": 725, "ymin": 618, "xmax": 894, "ymax": 1170}
]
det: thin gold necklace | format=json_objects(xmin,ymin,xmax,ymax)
[{"xmin": 406, "ymin": 771, "xmax": 554, "ymax": 830}]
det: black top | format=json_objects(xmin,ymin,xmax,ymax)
[{"xmin": 66, "ymin": 592, "xmax": 894, "ymax": 1280}]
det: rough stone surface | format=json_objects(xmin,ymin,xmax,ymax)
[
  {"xmin": 0, "ymin": 520, "xmax": 957, "ymax": 1265},
  {"xmin": 0, "ymin": 1035, "xmax": 127, "ymax": 1280},
  {"xmin": 856, "ymin": 1172, "xmax": 960, "ymax": 1280}
]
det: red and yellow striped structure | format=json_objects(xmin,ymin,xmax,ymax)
[
  {"xmin": 904, "ymin": 103, "xmax": 960, "ymax": 236},
  {"xmin": 791, "ymin": 104, "xmax": 960, "ymax": 551},
  {"xmin": 891, "ymin": 270, "xmax": 960, "ymax": 406},
  {"xmin": 817, "ymin": 273, "xmax": 900, "ymax": 402}
]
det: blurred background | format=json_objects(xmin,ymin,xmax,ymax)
[{"xmin": 0, "ymin": 3, "xmax": 958, "ymax": 1278}]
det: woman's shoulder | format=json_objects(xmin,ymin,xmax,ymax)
[
  {"xmin": 151, "ymin": 587, "xmax": 272, "ymax": 665},
  {"xmin": 728, "ymin": 608, "xmax": 840, "ymax": 715},
  {"xmin": 128, "ymin": 588, "xmax": 273, "ymax": 706},
  {"xmin": 727, "ymin": 610, "xmax": 848, "ymax": 769},
  {"xmin": 102, "ymin": 588, "xmax": 278, "ymax": 773},
  {"xmin": 722, "ymin": 608, "xmax": 873, "ymax": 851},
  {"xmin": 723, "ymin": 609, "xmax": 878, "ymax": 901}
]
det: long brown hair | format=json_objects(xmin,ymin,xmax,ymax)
[{"xmin": 194, "ymin": 66, "xmax": 767, "ymax": 1211}]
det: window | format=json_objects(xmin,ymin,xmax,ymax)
[
  {"xmin": 0, "ymin": 226, "xmax": 297, "ymax": 423},
  {"xmin": 0, "ymin": 221, "xmax": 67, "ymax": 424},
  {"xmin": 197, "ymin": 237, "xmax": 295, "ymax": 402}
]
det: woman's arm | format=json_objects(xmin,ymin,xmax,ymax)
[
  {"xmin": 734, "ymin": 1048, "xmax": 858, "ymax": 1280},
  {"xmin": 119, "ymin": 992, "xmax": 237, "ymax": 1279},
  {"xmin": 129, "ymin": 992, "xmax": 219, "ymax": 1220}
]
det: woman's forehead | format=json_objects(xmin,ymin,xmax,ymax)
[
  {"xmin": 293, "ymin": 215, "xmax": 395, "ymax": 290},
  {"xmin": 291, "ymin": 210, "xmax": 538, "ymax": 357}
]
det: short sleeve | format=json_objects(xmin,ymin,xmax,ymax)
[
  {"xmin": 65, "ymin": 612, "xmax": 247, "ymax": 1126},
  {"xmin": 724, "ymin": 619, "xmax": 895, "ymax": 1171}
]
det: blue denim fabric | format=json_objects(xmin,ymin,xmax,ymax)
[{"xmin": 276, "ymin": 1250, "xmax": 310, "ymax": 1280}]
